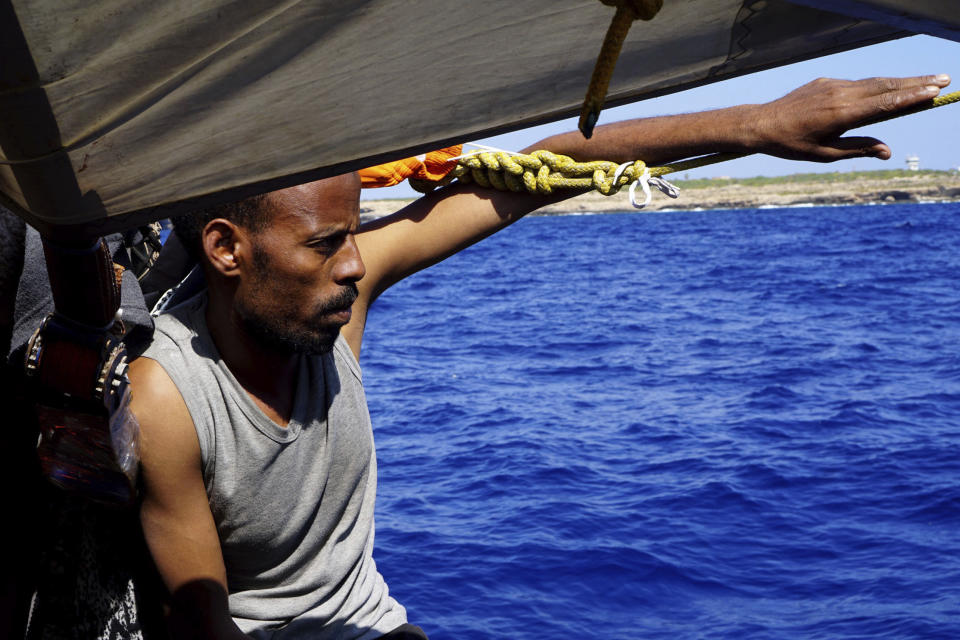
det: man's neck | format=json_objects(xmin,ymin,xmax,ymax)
[{"xmin": 204, "ymin": 296, "xmax": 300, "ymax": 428}]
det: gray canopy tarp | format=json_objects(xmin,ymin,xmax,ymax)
[{"xmin": 1, "ymin": 0, "xmax": 953, "ymax": 236}]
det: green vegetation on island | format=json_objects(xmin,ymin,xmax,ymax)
[
  {"xmin": 672, "ymin": 169, "xmax": 958, "ymax": 189},
  {"xmin": 360, "ymin": 169, "xmax": 960, "ymax": 219}
]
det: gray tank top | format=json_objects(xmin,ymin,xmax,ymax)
[{"xmin": 142, "ymin": 293, "xmax": 406, "ymax": 639}]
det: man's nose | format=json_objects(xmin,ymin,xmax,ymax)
[{"xmin": 334, "ymin": 235, "xmax": 366, "ymax": 283}]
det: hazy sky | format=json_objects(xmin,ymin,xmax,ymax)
[{"xmin": 363, "ymin": 34, "xmax": 960, "ymax": 200}]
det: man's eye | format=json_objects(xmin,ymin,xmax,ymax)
[{"xmin": 309, "ymin": 236, "xmax": 341, "ymax": 253}]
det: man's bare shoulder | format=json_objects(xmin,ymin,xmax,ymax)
[
  {"xmin": 130, "ymin": 355, "xmax": 178, "ymax": 394},
  {"xmin": 129, "ymin": 356, "xmax": 201, "ymax": 467},
  {"xmin": 130, "ymin": 357, "xmax": 187, "ymax": 416}
]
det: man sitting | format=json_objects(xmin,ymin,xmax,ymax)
[{"xmin": 129, "ymin": 74, "xmax": 949, "ymax": 639}]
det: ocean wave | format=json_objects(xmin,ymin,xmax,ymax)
[{"xmin": 367, "ymin": 202, "xmax": 960, "ymax": 639}]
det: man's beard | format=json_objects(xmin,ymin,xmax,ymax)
[{"xmin": 236, "ymin": 282, "xmax": 358, "ymax": 356}]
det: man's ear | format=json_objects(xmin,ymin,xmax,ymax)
[{"xmin": 201, "ymin": 219, "xmax": 243, "ymax": 276}]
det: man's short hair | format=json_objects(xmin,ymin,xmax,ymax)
[{"xmin": 174, "ymin": 192, "xmax": 271, "ymax": 261}]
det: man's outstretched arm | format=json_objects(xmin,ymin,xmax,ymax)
[
  {"xmin": 343, "ymin": 74, "xmax": 949, "ymax": 356},
  {"xmin": 529, "ymin": 75, "xmax": 950, "ymax": 166}
]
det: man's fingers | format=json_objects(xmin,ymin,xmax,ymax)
[
  {"xmin": 841, "ymin": 74, "xmax": 950, "ymax": 122},
  {"xmin": 817, "ymin": 136, "xmax": 890, "ymax": 161},
  {"xmin": 875, "ymin": 84, "xmax": 939, "ymax": 114},
  {"xmin": 843, "ymin": 77, "xmax": 947, "ymax": 125},
  {"xmin": 863, "ymin": 74, "xmax": 950, "ymax": 96}
]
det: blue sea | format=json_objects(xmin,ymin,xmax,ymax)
[{"xmin": 362, "ymin": 202, "xmax": 960, "ymax": 640}]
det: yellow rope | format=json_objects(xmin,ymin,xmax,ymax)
[
  {"xmin": 411, "ymin": 151, "xmax": 649, "ymax": 195},
  {"xmin": 411, "ymin": 88, "xmax": 960, "ymax": 197},
  {"xmin": 579, "ymin": 0, "xmax": 664, "ymax": 139},
  {"xmin": 933, "ymin": 89, "xmax": 960, "ymax": 108}
]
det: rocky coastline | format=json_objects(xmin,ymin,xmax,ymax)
[{"xmin": 360, "ymin": 171, "xmax": 960, "ymax": 221}]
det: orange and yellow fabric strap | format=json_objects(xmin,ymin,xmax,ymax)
[{"xmin": 358, "ymin": 145, "xmax": 463, "ymax": 189}]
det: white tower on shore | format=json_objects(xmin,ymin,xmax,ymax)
[{"xmin": 905, "ymin": 154, "xmax": 920, "ymax": 171}]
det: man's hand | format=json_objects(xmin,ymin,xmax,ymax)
[{"xmin": 751, "ymin": 74, "xmax": 951, "ymax": 162}]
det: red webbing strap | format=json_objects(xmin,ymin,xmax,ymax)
[
  {"xmin": 41, "ymin": 237, "xmax": 120, "ymax": 328},
  {"xmin": 35, "ymin": 336, "xmax": 102, "ymax": 399},
  {"xmin": 28, "ymin": 235, "xmax": 138, "ymax": 505}
]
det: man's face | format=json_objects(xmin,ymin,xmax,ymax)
[{"xmin": 233, "ymin": 173, "xmax": 365, "ymax": 355}]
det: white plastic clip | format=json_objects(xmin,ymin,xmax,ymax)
[
  {"xmin": 629, "ymin": 169, "xmax": 681, "ymax": 209},
  {"xmin": 612, "ymin": 162, "xmax": 633, "ymax": 186}
]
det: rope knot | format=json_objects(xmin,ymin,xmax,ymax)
[{"xmin": 414, "ymin": 146, "xmax": 679, "ymax": 209}]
